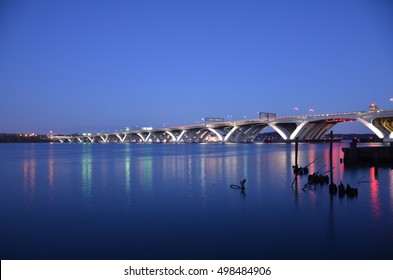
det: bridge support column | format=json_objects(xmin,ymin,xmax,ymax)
[
  {"xmin": 100, "ymin": 135, "xmax": 108, "ymax": 143},
  {"xmin": 357, "ymin": 118, "xmax": 385, "ymax": 139},
  {"xmin": 288, "ymin": 122, "xmax": 307, "ymax": 140},
  {"xmin": 145, "ymin": 133, "xmax": 152, "ymax": 142},
  {"xmin": 270, "ymin": 123, "xmax": 291, "ymax": 140},
  {"xmin": 177, "ymin": 130, "xmax": 187, "ymax": 142},
  {"xmin": 224, "ymin": 126, "xmax": 239, "ymax": 142},
  {"xmin": 116, "ymin": 134, "xmax": 127, "ymax": 142},
  {"xmin": 137, "ymin": 133, "xmax": 147, "ymax": 142}
]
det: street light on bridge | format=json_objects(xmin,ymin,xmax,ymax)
[{"xmin": 369, "ymin": 103, "xmax": 379, "ymax": 111}]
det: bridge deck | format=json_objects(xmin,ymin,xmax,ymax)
[{"xmin": 52, "ymin": 110, "xmax": 393, "ymax": 143}]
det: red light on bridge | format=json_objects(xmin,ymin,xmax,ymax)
[{"xmin": 324, "ymin": 118, "xmax": 354, "ymax": 123}]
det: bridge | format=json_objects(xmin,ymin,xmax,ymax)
[{"xmin": 52, "ymin": 109, "xmax": 393, "ymax": 143}]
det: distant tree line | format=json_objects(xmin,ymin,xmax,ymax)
[{"xmin": 0, "ymin": 134, "xmax": 50, "ymax": 143}]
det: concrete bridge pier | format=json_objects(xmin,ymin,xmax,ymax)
[
  {"xmin": 358, "ymin": 115, "xmax": 393, "ymax": 141},
  {"xmin": 115, "ymin": 133, "xmax": 127, "ymax": 143},
  {"xmin": 99, "ymin": 135, "xmax": 108, "ymax": 143}
]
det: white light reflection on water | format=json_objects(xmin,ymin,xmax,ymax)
[
  {"xmin": 139, "ymin": 154, "xmax": 153, "ymax": 190},
  {"xmin": 124, "ymin": 144, "xmax": 131, "ymax": 208},
  {"xmin": 48, "ymin": 144, "xmax": 54, "ymax": 205},
  {"xmin": 23, "ymin": 146, "xmax": 36, "ymax": 205},
  {"xmin": 81, "ymin": 144, "xmax": 92, "ymax": 204}
]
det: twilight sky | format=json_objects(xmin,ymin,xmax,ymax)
[{"xmin": 1, "ymin": 0, "xmax": 393, "ymax": 134}]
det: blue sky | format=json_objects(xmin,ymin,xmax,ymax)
[{"xmin": 1, "ymin": 0, "xmax": 392, "ymax": 134}]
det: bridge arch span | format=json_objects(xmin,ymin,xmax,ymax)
[
  {"xmin": 356, "ymin": 116, "xmax": 393, "ymax": 139},
  {"xmin": 286, "ymin": 118, "xmax": 357, "ymax": 140},
  {"xmin": 269, "ymin": 122, "xmax": 299, "ymax": 140},
  {"xmin": 236, "ymin": 124, "xmax": 268, "ymax": 142}
]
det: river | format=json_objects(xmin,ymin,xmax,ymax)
[{"xmin": 0, "ymin": 142, "xmax": 392, "ymax": 259}]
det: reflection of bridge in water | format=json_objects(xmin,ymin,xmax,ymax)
[{"xmin": 53, "ymin": 110, "xmax": 393, "ymax": 143}]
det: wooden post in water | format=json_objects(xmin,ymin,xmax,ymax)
[
  {"xmin": 295, "ymin": 137, "xmax": 299, "ymax": 170},
  {"xmin": 329, "ymin": 131, "xmax": 333, "ymax": 184}
]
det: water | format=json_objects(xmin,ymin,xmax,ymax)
[{"xmin": 0, "ymin": 142, "xmax": 392, "ymax": 260}]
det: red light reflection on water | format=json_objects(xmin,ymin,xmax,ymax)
[
  {"xmin": 307, "ymin": 144, "xmax": 317, "ymax": 174},
  {"xmin": 369, "ymin": 167, "xmax": 381, "ymax": 219},
  {"xmin": 321, "ymin": 143, "xmax": 344, "ymax": 183},
  {"xmin": 390, "ymin": 170, "xmax": 393, "ymax": 214}
]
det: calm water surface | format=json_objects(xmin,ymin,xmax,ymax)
[{"xmin": 1, "ymin": 142, "xmax": 392, "ymax": 259}]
